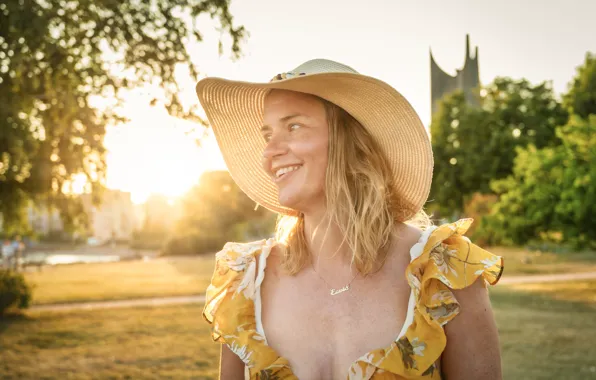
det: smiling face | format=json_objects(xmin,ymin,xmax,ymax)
[{"xmin": 261, "ymin": 90, "xmax": 329, "ymax": 213}]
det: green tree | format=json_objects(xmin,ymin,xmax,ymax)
[
  {"xmin": 429, "ymin": 78, "xmax": 568, "ymax": 218},
  {"xmin": 428, "ymin": 92, "xmax": 481, "ymax": 217},
  {"xmin": 0, "ymin": 0, "xmax": 246, "ymax": 234},
  {"xmin": 479, "ymin": 115, "xmax": 596, "ymax": 249},
  {"xmin": 165, "ymin": 171, "xmax": 275, "ymax": 255},
  {"xmin": 563, "ymin": 52, "xmax": 596, "ymax": 118}
]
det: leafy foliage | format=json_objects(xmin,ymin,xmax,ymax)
[
  {"xmin": 0, "ymin": 269, "xmax": 32, "ymax": 315},
  {"xmin": 463, "ymin": 192, "xmax": 498, "ymax": 246},
  {"xmin": 472, "ymin": 52, "xmax": 596, "ymax": 249},
  {"xmin": 0, "ymin": 0, "xmax": 245, "ymax": 233},
  {"xmin": 429, "ymin": 78, "xmax": 568, "ymax": 218},
  {"xmin": 478, "ymin": 115, "xmax": 596, "ymax": 249},
  {"xmin": 563, "ymin": 52, "xmax": 596, "ymax": 119},
  {"xmin": 164, "ymin": 171, "xmax": 275, "ymax": 255}
]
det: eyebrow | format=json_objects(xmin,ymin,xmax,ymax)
[{"xmin": 260, "ymin": 113, "xmax": 304, "ymax": 133}]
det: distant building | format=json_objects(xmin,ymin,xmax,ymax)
[
  {"xmin": 80, "ymin": 190, "xmax": 138, "ymax": 243},
  {"xmin": 2, "ymin": 190, "xmax": 140, "ymax": 243},
  {"xmin": 430, "ymin": 34, "xmax": 480, "ymax": 117},
  {"xmin": 27, "ymin": 204, "xmax": 64, "ymax": 235},
  {"xmin": 140, "ymin": 194, "xmax": 180, "ymax": 231}
]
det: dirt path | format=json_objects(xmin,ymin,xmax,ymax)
[
  {"xmin": 498, "ymin": 271, "xmax": 596, "ymax": 285},
  {"xmin": 30, "ymin": 295, "xmax": 206, "ymax": 312},
  {"xmin": 30, "ymin": 271, "xmax": 596, "ymax": 312}
]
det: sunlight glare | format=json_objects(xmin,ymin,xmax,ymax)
[{"xmin": 104, "ymin": 106, "xmax": 226, "ymax": 204}]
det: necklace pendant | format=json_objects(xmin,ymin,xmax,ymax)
[{"xmin": 330, "ymin": 285, "xmax": 350, "ymax": 296}]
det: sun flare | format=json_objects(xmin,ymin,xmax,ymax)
[{"xmin": 104, "ymin": 108, "xmax": 226, "ymax": 204}]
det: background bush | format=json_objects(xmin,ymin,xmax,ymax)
[{"xmin": 0, "ymin": 270, "xmax": 33, "ymax": 315}]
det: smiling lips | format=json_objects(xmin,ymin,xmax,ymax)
[{"xmin": 273, "ymin": 165, "xmax": 302, "ymax": 183}]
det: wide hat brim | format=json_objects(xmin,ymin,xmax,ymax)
[{"xmin": 196, "ymin": 66, "xmax": 433, "ymax": 222}]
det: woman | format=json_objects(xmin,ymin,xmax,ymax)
[{"xmin": 196, "ymin": 59, "xmax": 504, "ymax": 379}]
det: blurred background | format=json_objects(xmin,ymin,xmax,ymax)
[{"xmin": 1, "ymin": 0, "xmax": 595, "ymax": 379}]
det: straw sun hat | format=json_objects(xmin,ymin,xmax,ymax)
[{"xmin": 195, "ymin": 59, "xmax": 433, "ymax": 221}]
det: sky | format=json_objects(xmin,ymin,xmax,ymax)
[{"xmin": 104, "ymin": 0, "xmax": 596, "ymax": 203}]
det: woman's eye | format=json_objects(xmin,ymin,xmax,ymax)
[
  {"xmin": 263, "ymin": 134, "xmax": 272, "ymax": 142},
  {"xmin": 289, "ymin": 124, "xmax": 301, "ymax": 131}
]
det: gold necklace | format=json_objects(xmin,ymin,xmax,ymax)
[{"xmin": 310, "ymin": 259, "xmax": 359, "ymax": 296}]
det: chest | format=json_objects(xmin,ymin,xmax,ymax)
[{"xmin": 260, "ymin": 264, "xmax": 411, "ymax": 379}]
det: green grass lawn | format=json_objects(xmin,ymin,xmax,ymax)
[
  {"xmin": 505, "ymin": 280, "xmax": 596, "ymax": 304},
  {"xmin": 24, "ymin": 256, "xmax": 216, "ymax": 305},
  {"xmin": 23, "ymin": 245, "xmax": 596, "ymax": 306},
  {"xmin": 489, "ymin": 245, "xmax": 596, "ymax": 275},
  {"xmin": 2, "ymin": 281, "xmax": 596, "ymax": 379},
  {"xmin": 0, "ymin": 304, "xmax": 220, "ymax": 379},
  {"xmin": 492, "ymin": 283, "xmax": 596, "ymax": 379}
]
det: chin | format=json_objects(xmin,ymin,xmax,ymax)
[
  {"xmin": 278, "ymin": 188, "xmax": 324, "ymax": 213},
  {"xmin": 278, "ymin": 192, "xmax": 302, "ymax": 210}
]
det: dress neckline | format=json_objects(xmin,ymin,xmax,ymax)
[{"xmin": 252, "ymin": 226, "xmax": 438, "ymax": 378}]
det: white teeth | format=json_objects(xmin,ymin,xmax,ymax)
[{"xmin": 275, "ymin": 165, "xmax": 301, "ymax": 178}]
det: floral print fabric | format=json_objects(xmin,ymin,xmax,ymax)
[{"xmin": 203, "ymin": 218, "xmax": 504, "ymax": 379}]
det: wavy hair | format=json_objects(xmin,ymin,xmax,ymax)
[{"xmin": 275, "ymin": 96, "xmax": 432, "ymax": 275}]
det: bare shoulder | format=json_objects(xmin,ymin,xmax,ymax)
[
  {"xmin": 381, "ymin": 223, "xmax": 423, "ymax": 275},
  {"xmin": 265, "ymin": 243, "xmax": 284, "ymax": 273},
  {"xmin": 269, "ymin": 242, "xmax": 284, "ymax": 260},
  {"xmin": 392, "ymin": 222, "xmax": 424, "ymax": 257},
  {"xmin": 260, "ymin": 242, "xmax": 286, "ymax": 289},
  {"xmin": 398, "ymin": 222, "xmax": 424, "ymax": 243}
]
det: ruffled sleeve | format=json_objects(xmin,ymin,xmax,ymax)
[
  {"xmin": 203, "ymin": 240, "xmax": 262, "ymax": 342},
  {"xmin": 202, "ymin": 239, "xmax": 297, "ymax": 378},
  {"xmin": 402, "ymin": 218, "xmax": 503, "ymax": 374},
  {"xmin": 350, "ymin": 218, "xmax": 504, "ymax": 379}
]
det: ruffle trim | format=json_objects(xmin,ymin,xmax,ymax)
[
  {"xmin": 204, "ymin": 219, "xmax": 504, "ymax": 379},
  {"xmin": 351, "ymin": 218, "xmax": 504, "ymax": 379},
  {"xmin": 202, "ymin": 238, "xmax": 297, "ymax": 378}
]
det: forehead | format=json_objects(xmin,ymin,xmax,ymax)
[{"xmin": 263, "ymin": 90, "xmax": 325, "ymax": 117}]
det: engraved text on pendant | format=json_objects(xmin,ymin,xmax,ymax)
[{"xmin": 330, "ymin": 285, "xmax": 350, "ymax": 296}]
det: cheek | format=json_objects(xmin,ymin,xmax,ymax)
[
  {"xmin": 260, "ymin": 154, "xmax": 270, "ymax": 172},
  {"xmin": 315, "ymin": 138, "xmax": 329, "ymax": 171},
  {"xmin": 292, "ymin": 139, "xmax": 327, "ymax": 165},
  {"xmin": 315, "ymin": 146, "xmax": 328, "ymax": 178},
  {"xmin": 294, "ymin": 138, "xmax": 328, "ymax": 182}
]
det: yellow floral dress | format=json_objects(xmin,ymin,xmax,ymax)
[{"xmin": 203, "ymin": 218, "xmax": 504, "ymax": 379}]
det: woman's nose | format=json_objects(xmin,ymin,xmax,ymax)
[{"xmin": 262, "ymin": 135, "xmax": 288, "ymax": 159}]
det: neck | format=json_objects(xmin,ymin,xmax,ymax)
[{"xmin": 302, "ymin": 208, "xmax": 354, "ymax": 272}]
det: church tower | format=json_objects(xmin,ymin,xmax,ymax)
[{"xmin": 430, "ymin": 34, "xmax": 480, "ymax": 117}]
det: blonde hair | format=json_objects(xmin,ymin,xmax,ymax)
[{"xmin": 274, "ymin": 96, "xmax": 432, "ymax": 275}]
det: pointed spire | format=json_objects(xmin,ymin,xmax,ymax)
[
  {"xmin": 429, "ymin": 48, "xmax": 439, "ymax": 70},
  {"xmin": 465, "ymin": 34, "xmax": 471, "ymax": 59}
]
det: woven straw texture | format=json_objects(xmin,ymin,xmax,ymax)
[{"xmin": 195, "ymin": 59, "xmax": 433, "ymax": 221}]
